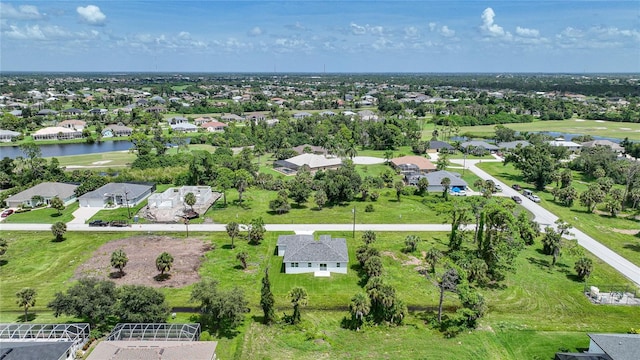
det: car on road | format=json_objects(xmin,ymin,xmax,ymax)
[
  {"xmin": 494, "ymin": 184, "xmax": 502, "ymax": 192},
  {"xmin": 1, "ymin": 209, "xmax": 14, "ymax": 218},
  {"xmin": 89, "ymin": 220, "xmax": 108, "ymax": 227},
  {"xmin": 512, "ymin": 184, "xmax": 522, "ymax": 191},
  {"xmin": 449, "ymin": 189, "xmax": 467, "ymax": 196},
  {"xmin": 109, "ymin": 220, "xmax": 130, "ymax": 227},
  {"xmin": 523, "ymin": 189, "xmax": 541, "ymax": 203},
  {"xmin": 511, "ymin": 195, "xmax": 522, "ymax": 204}
]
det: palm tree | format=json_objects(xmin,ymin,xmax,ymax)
[
  {"xmin": 16, "ymin": 288, "xmax": 37, "ymax": 322},
  {"xmin": 155, "ymin": 252, "xmax": 174, "ymax": 275},
  {"xmin": 110, "ymin": 249, "xmax": 128, "ymax": 276},
  {"xmin": 236, "ymin": 251, "xmax": 248, "ymax": 270},
  {"xmin": 574, "ymin": 257, "xmax": 593, "ymax": 281},
  {"xmin": 424, "ymin": 247, "xmax": 443, "ymax": 273},
  {"xmin": 383, "ymin": 150, "xmax": 394, "ymax": 164},
  {"xmin": 226, "ymin": 222, "xmax": 240, "ymax": 249},
  {"xmin": 184, "ymin": 192, "xmax": 196, "ymax": 211},
  {"xmin": 288, "ymin": 286, "xmax": 308, "ymax": 325},
  {"xmin": 441, "ymin": 177, "xmax": 451, "ymax": 200},
  {"xmin": 349, "ymin": 293, "xmax": 371, "ymax": 331}
]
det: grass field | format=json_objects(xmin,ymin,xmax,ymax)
[
  {"xmin": 1, "ymin": 228, "xmax": 637, "ymax": 359},
  {"xmin": 3, "ymin": 202, "xmax": 79, "ymax": 224},
  {"xmin": 476, "ymin": 162, "xmax": 640, "ymax": 267},
  {"xmin": 453, "ymin": 119, "xmax": 640, "ymax": 141}
]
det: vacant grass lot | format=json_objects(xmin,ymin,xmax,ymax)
[
  {"xmin": 455, "ymin": 119, "xmax": 640, "ymax": 141},
  {"xmin": 476, "ymin": 162, "xmax": 640, "ymax": 267},
  {"xmin": 50, "ymin": 151, "xmax": 136, "ymax": 167},
  {"xmin": 1, "ymin": 228, "xmax": 637, "ymax": 359},
  {"xmin": 3, "ymin": 202, "xmax": 79, "ymax": 224}
]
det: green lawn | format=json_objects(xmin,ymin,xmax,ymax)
[
  {"xmin": 87, "ymin": 200, "xmax": 149, "ymax": 223},
  {"xmin": 476, "ymin": 162, "xmax": 640, "ymax": 267},
  {"xmin": 456, "ymin": 119, "xmax": 640, "ymax": 141},
  {"xmin": 3, "ymin": 202, "xmax": 79, "ymax": 224},
  {"xmin": 51, "ymin": 151, "xmax": 136, "ymax": 167},
  {"xmin": 1, "ymin": 228, "xmax": 637, "ymax": 358}
]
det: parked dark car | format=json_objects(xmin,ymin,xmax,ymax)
[
  {"xmin": 89, "ymin": 219, "xmax": 108, "ymax": 227},
  {"xmin": 512, "ymin": 195, "xmax": 522, "ymax": 204},
  {"xmin": 109, "ymin": 220, "xmax": 130, "ymax": 227},
  {"xmin": 512, "ymin": 184, "xmax": 522, "ymax": 191},
  {"xmin": 1, "ymin": 209, "xmax": 14, "ymax": 218}
]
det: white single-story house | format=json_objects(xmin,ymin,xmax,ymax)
[
  {"xmin": 460, "ymin": 141, "xmax": 499, "ymax": 153},
  {"xmin": 5, "ymin": 182, "xmax": 78, "ymax": 208},
  {"xmin": 548, "ymin": 139, "xmax": 582, "ymax": 152},
  {"xmin": 580, "ymin": 140, "xmax": 624, "ymax": 153},
  {"xmin": 148, "ymin": 186, "xmax": 213, "ymax": 209},
  {"xmin": 406, "ymin": 170, "xmax": 468, "ymax": 192},
  {"xmin": 0, "ymin": 129, "xmax": 21, "ymax": 142},
  {"xmin": 33, "ymin": 127, "xmax": 82, "ymax": 141},
  {"xmin": 220, "ymin": 113, "xmax": 244, "ymax": 122},
  {"xmin": 58, "ymin": 120, "xmax": 86, "ymax": 131},
  {"xmin": 102, "ymin": 124, "xmax": 133, "ymax": 137},
  {"xmin": 427, "ymin": 140, "xmax": 455, "ymax": 153},
  {"xmin": 293, "ymin": 112, "xmax": 312, "ymax": 119},
  {"xmin": 167, "ymin": 117, "xmax": 188, "ymax": 125},
  {"xmin": 170, "ymin": 123, "xmax": 198, "ymax": 132},
  {"xmin": 277, "ymin": 234, "xmax": 348, "ymax": 275},
  {"xmin": 200, "ymin": 121, "xmax": 228, "ymax": 132},
  {"xmin": 193, "ymin": 116, "xmax": 214, "ymax": 125},
  {"xmin": 78, "ymin": 183, "xmax": 154, "ymax": 208},
  {"xmin": 498, "ymin": 140, "xmax": 531, "ymax": 150},
  {"xmin": 274, "ymin": 153, "xmax": 342, "ymax": 172}
]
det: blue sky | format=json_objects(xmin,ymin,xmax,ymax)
[{"xmin": 1, "ymin": 1, "xmax": 639, "ymax": 73}]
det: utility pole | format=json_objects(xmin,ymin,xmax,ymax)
[
  {"xmin": 124, "ymin": 190, "xmax": 131, "ymax": 219},
  {"xmin": 352, "ymin": 206, "xmax": 356, "ymax": 240}
]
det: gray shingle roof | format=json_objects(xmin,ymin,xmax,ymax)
[
  {"xmin": 0, "ymin": 341, "xmax": 74, "ymax": 360},
  {"xmin": 424, "ymin": 170, "xmax": 468, "ymax": 187},
  {"xmin": 78, "ymin": 183, "xmax": 152, "ymax": 200},
  {"xmin": 6, "ymin": 182, "xmax": 78, "ymax": 203},
  {"xmin": 278, "ymin": 235, "xmax": 348, "ymax": 262},
  {"xmin": 461, "ymin": 141, "xmax": 499, "ymax": 150},
  {"xmin": 588, "ymin": 333, "xmax": 640, "ymax": 360}
]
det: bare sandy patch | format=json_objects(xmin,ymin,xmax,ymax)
[
  {"xmin": 74, "ymin": 235, "xmax": 210, "ymax": 288},
  {"xmin": 574, "ymin": 119, "xmax": 586, "ymax": 122},
  {"xmin": 595, "ymin": 120, "xmax": 606, "ymax": 123},
  {"xmin": 91, "ymin": 160, "xmax": 113, "ymax": 165},
  {"xmin": 381, "ymin": 250, "xmax": 399, "ymax": 261},
  {"xmin": 620, "ymin": 128, "xmax": 632, "ymax": 131},
  {"xmin": 611, "ymin": 228, "xmax": 640, "ymax": 236}
]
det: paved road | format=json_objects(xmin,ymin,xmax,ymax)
[
  {"xmin": 452, "ymin": 158, "xmax": 640, "ymax": 287},
  {"xmin": 2, "ymin": 156, "xmax": 639, "ymax": 287}
]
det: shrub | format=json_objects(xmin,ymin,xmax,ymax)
[{"xmin": 365, "ymin": 204, "xmax": 375, "ymax": 212}]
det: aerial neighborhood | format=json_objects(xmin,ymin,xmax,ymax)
[{"xmin": 1, "ymin": 73, "xmax": 639, "ymax": 360}]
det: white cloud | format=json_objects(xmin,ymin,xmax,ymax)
[
  {"xmin": 285, "ymin": 21, "xmax": 307, "ymax": 31},
  {"xmin": 2, "ymin": 24, "xmax": 100, "ymax": 41},
  {"xmin": 349, "ymin": 22, "xmax": 384, "ymax": 36},
  {"xmin": 516, "ymin": 26, "xmax": 540, "ymax": 38},
  {"xmin": 0, "ymin": 3, "xmax": 44, "ymax": 20},
  {"xmin": 480, "ymin": 7, "xmax": 511, "ymax": 39},
  {"xmin": 404, "ymin": 26, "xmax": 419, "ymax": 38},
  {"xmin": 350, "ymin": 22, "xmax": 366, "ymax": 35},
  {"xmin": 77, "ymin": 5, "xmax": 106, "ymax": 26},
  {"xmin": 248, "ymin": 26, "xmax": 262, "ymax": 36},
  {"xmin": 428, "ymin": 22, "xmax": 436, "ymax": 32},
  {"xmin": 178, "ymin": 31, "xmax": 191, "ymax": 40},
  {"xmin": 439, "ymin": 25, "xmax": 455, "ymax": 38}
]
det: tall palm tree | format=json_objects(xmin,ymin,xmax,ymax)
[
  {"xmin": 349, "ymin": 293, "xmax": 370, "ymax": 331},
  {"xmin": 288, "ymin": 286, "xmax": 308, "ymax": 325},
  {"xmin": 16, "ymin": 288, "xmax": 37, "ymax": 323}
]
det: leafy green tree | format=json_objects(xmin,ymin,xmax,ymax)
[
  {"xmin": 436, "ymin": 152, "xmax": 450, "ymax": 171},
  {"xmin": 424, "ymin": 247, "xmax": 443, "ymax": 274},
  {"xmin": 226, "ymin": 222, "xmax": 240, "ymax": 249},
  {"xmin": 404, "ymin": 235, "xmax": 420, "ymax": 253},
  {"xmin": 579, "ymin": 184, "xmax": 606, "ymax": 213},
  {"xmin": 574, "ymin": 257, "xmax": 594, "ymax": 281},
  {"xmin": 477, "ymin": 203, "xmax": 523, "ymax": 281},
  {"xmin": 349, "ymin": 293, "xmax": 371, "ymax": 331},
  {"xmin": 560, "ymin": 168, "xmax": 573, "ymax": 188},
  {"xmin": 16, "ymin": 288, "xmax": 37, "ymax": 322},
  {"xmin": 417, "ymin": 177, "xmax": 429, "ymax": 196},
  {"xmin": 51, "ymin": 221, "xmax": 66, "ymax": 241},
  {"xmin": 48, "ymin": 278, "xmax": 117, "ymax": 328},
  {"xmin": 362, "ymin": 230, "xmax": 377, "ymax": 246},
  {"xmin": 288, "ymin": 286, "xmax": 308, "ymax": 325},
  {"xmin": 155, "ymin": 252, "xmax": 174, "ymax": 275},
  {"xmin": 604, "ymin": 194, "xmax": 622, "ymax": 217},
  {"xmin": 269, "ymin": 189, "xmax": 291, "ymax": 214},
  {"xmin": 383, "ymin": 150, "xmax": 394, "ymax": 164},
  {"xmin": 49, "ymin": 196, "xmax": 65, "ymax": 215},
  {"xmin": 394, "ymin": 180, "xmax": 405, "ymax": 201},
  {"xmin": 542, "ymin": 220, "xmax": 573, "ymax": 267},
  {"xmin": 504, "ymin": 143, "xmax": 558, "ymax": 190},
  {"xmin": 236, "ymin": 251, "xmax": 248, "ymax": 269},
  {"xmin": 556, "ymin": 186, "xmax": 578, "ymax": 207},
  {"xmin": 260, "ymin": 269, "xmax": 277, "ymax": 325},
  {"xmin": 516, "ymin": 212, "xmax": 540, "ymax": 246},
  {"xmin": 314, "ymin": 189, "xmax": 327, "ymax": 209},
  {"xmin": 356, "ymin": 246, "xmax": 380, "ymax": 267},
  {"xmin": 466, "ymin": 258, "xmax": 489, "ymax": 286},
  {"xmin": 191, "ymin": 279, "xmax": 248, "ymax": 333},
  {"xmin": 288, "ymin": 169, "xmax": 313, "ymax": 206},
  {"xmin": 214, "ymin": 166, "xmax": 235, "ymax": 206},
  {"xmin": 115, "ymin": 285, "xmax": 170, "ymax": 323},
  {"xmin": 110, "ymin": 249, "xmax": 129, "ymax": 276},
  {"xmin": 247, "ymin": 217, "xmax": 266, "ymax": 245},
  {"xmin": 184, "ymin": 192, "xmax": 196, "ymax": 210},
  {"xmin": 365, "ymin": 277, "xmax": 406, "ymax": 325}
]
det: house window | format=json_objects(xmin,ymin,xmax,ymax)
[
  {"xmin": 291, "ymin": 263, "xmax": 298, "ymax": 268},
  {"xmin": 336, "ymin": 263, "xmax": 341, "ymax": 268},
  {"xmin": 308, "ymin": 263, "xmax": 312, "ymax": 267}
]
